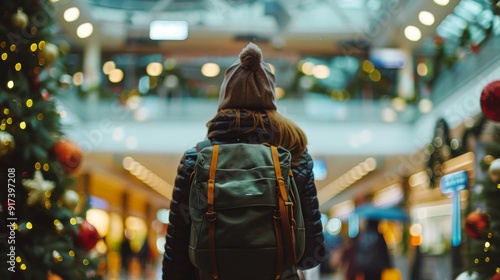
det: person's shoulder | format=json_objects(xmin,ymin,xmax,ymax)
[
  {"xmin": 179, "ymin": 146, "xmax": 199, "ymax": 166},
  {"xmin": 294, "ymin": 150, "xmax": 313, "ymax": 167}
]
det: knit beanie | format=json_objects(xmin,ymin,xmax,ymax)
[{"xmin": 217, "ymin": 43, "xmax": 277, "ymax": 111}]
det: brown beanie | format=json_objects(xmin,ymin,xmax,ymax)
[{"xmin": 217, "ymin": 43, "xmax": 277, "ymax": 111}]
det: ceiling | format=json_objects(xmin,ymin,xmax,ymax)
[
  {"xmin": 57, "ymin": 0, "xmax": 460, "ymax": 56},
  {"xmin": 52, "ymin": 0, "xmax": 465, "ymax": 210}
]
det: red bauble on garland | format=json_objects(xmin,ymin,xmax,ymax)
[
  {"xmin": 465, "ymin": 210, "xmax": 490, "ymax": 239},
  {"xmin": 491, "ymin": 273, "xmax": 500, "ymax": 280},
  {"xmin": 470, "ymin": 43, "xmax": 480, "ymax": 54},
  {"xmin": 480, "ymin": 80, "xmax": 500, "ymax": 122},
  {"xmin": 52, "ymin": 139, "xmax": 82, "ymax": 174},
  {"xmin": 76, "ymin": 219, "xmax": 100, "ymax": 251}
]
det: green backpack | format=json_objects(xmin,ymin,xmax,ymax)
[{"xmin": 188, "ymin": 141, "xmax": 305, "ymax": 280}]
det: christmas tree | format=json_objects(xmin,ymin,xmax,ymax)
[
  {"xmin": 461, "ymin": 81, "xmax": 500, "ymax": 279},
  {"xmin": 0, "ymin": 1, "xmax": 102, "ymax": 279}
]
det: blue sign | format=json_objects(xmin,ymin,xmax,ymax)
[
  {"xmin": 440, "ymin": 171, "xmax": 468, "ymax": 194},
  {"xmin": 440, "ymin": 170, "xmax": 468, "ymax": 247}
]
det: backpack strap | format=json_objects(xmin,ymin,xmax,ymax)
[
  {"xmin": 270, "ymin": 146, "xmax": 297, "ymax": 275},
  {"xmin": 206, "ymin": 144, "xmax": 220, "ymax": 280}
]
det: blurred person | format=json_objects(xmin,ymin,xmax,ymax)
[
  {"xmin": 162, "ymin": 42, "xmax": 325, "ymax": 279},
  {"xmin": 351, "ymin": 219, "xmax": 392, "ymax": 280},
  {"xmin": 138, "ymin": 237, "xmax": 153, "ymax": 278},
  {"xmin": 120, "ymin": 232, "xmax": 133, "ymax": 278}
]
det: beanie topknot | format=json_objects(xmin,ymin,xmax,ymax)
[
  {"xmin": 239, "ymin": 43, "xmax": 262, "ymax": 71},
  {"xmin": 217, "ymin": 42, "xmax": 277, "ymax": 111}
]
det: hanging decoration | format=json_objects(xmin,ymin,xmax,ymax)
[
  {"xmin": 488, "ymin": 158, "xmax": 500, "ymax": 183},
  {"xmin": 76, "ymin": 219, "xmax": 100, "ymax": 251},
  {"xmin": 38, "ymin": 42, "xmax": 59, "ymax": 66},
  {"xmin": 465, "ymin": 210, "xmax": 490, "ymax": 240},
  {"xmin": 52, "ymin": 139, "xmax": 82, "ymax": 174},
  {"xmin": 480, "ymin": 80, "xmax": 500, "ymax": 122},
  {"xmin": 60, "ymin": 189, "xmax": 80, "ymax": 213},
  {"xmin": 22, "ymin": 170, "xmax": 55, "ymax": 206},
  {"xmin": 11, "ymin": 8, "xmax": 29, "ymax": 30},
  {"xmin": 0, "ymin": 130, "xmax": 16, "ymax": 156}
]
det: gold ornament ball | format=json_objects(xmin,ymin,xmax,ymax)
[
  {"xmin": 11, "ymin": 9, "xmax": 29, "ymax": 30},
  {"xmin": 61, "ymin": 189, "xmax": 80, "ymax": 212},
  {"xmin": 489, "ymin": 159, "xmax": 500, "ymax": 183},
  {"xmin": 0, "ymin": 131, "xmax": 15, "ymax": 156},
  {"xmin": 39, "ymin": 43, "xmax": 59, "ymax": 65}
]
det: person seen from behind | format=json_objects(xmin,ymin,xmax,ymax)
[
  {"xmin": 352, "ymin": 219, "xmax": 392, "ymax": 280},
  {"xmin": 162, "ymin": 42, "xmax": 325, "ymax": 279}
]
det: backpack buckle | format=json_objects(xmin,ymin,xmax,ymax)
[
  {"xmin": 205, "ymin": 211, "xmax": 216, "ymax": 221},
  {"xmin": 273, "ymin": 210, "xmax": 281, "ymax": 219}
]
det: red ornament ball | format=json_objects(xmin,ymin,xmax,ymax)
[
  {"xmin": 480, "ymin": 80, "xmax": 500, "ymax": 122},
  {"xmin": 433, "ymin": 35, "xmax": 445, "ymax": 46},
  {"xmin": 491, "ymin": 274, "xmax": 500, "ymax": 280},
  {"xmin": 76, "ymin": 219, "xmax": 100, "ymax": 251},
  {"xmin": 465, "ymin": 211, "xmax": 490, "ymax": 239},
  {"xmin": 470, "ymin": 43, "xmax": 480, "ymax": 54},
  {"xmin": 52, "ymin": 140, "xmax": 82, "ymax": 173}
]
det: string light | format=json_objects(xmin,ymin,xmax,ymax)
[
  {"xmin": 6, "ymin": 118, "xmax": 12, "ymax": 124},
  {"xmin": 15, "ymin": 63, "xmax": 21, "ymax": 71},
  {"xmin": 37, "ymin": 113, "xmax": 43, "ymax": 120},
  {"xmin": 54, "ymin": 219, "xmax": 64, "ymax": 232},
  {"xmin": 26, "ymin": 222, "xmax": 32, "ymax": 229},
  {"xmin": 70, "ymin": 218, "xmax": 77, "ymax": 225},
  {"xmin": 19, "ymin": 122, "xmax": 26, "ymax": 129},
  {"xmin": 26, "ymin": 99, "xmax": 32, "ymax": 107},
  {"xmin": 3, "ymin": 108, "xmax": 9, "ymax": 115},
  {"xmin": 83, "ymin": 259, "xmax": 89, "ymax": 265},
  {"xmin": 20, "ymin": 264, "xmax": 26, "ymax": 270},
  {"xmin": 1, "ymin": 53, "xmax": 7, "ymax": 60},
  {"xmin": 69, "ymin": 250, "xmax": 75, "ymax": 257},
  {"xmin": 52, "ymin": 250, "xmax": 63, "ymax": 263},
  {"xmin": 7, "ymin": 81, "xmax": 14, "ymax": 88},
  {"xmin": 16, "ymin": 257, "xmax": 21, "ymax": 263},
  {"xmin": 30, "ymin": 43, "xmax": 37, "ymax": 52},
  {"xmin": 10, "ymin": 45, "xmax": 16, "ymax": 52},
  {"xmin": 43, "ymin": 163, "xmax": 49, "ymax": 171}
]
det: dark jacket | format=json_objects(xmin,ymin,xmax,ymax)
[{"xmin": 162, "ymin": 113, "xmax": 325, "ymax": 279}]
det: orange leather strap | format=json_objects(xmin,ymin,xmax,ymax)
[
  {"xmin": 207, "ymin": 145, "xmax": 219, "ymax": 280},
  {"xmin": 271, "ymin": 147, "xmax": 297, "ymax": 269}
]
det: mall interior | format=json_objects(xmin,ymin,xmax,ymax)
[{"xmin": 3, "ymin": 0, "xmax": 500, "ymax": 279}]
